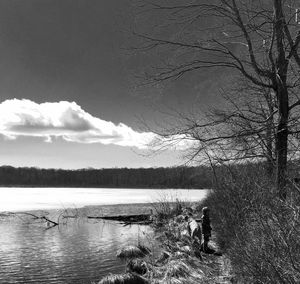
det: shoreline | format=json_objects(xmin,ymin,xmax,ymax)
[
  {"xmin": 0, "ymin": 185, "xmax": 206, "ymax": 189},
  {"xmin": 97, "ymin": 200, "xmax": 233, "ymax": 283},
  {"xmin": 0, "ymin": 201, "xmax": 195, "ymax": 215}
]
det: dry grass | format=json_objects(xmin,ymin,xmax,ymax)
[
  {"xmin": 137, "ymin": 244, "xmax": 151, "ymax": 256},
  {"xmin": 97, "ymin": 273, "xmax": 149, "ymax": 284},
  {"xmin": 165, "ymin": 259, "xmax": 191, "ymax": 278},
  {"xmin": 99, "ymin": 194, "xmax": 224, "ymax": 284},
  {"xmin": 204, "ymin": 164, "xmax": 300, "ymax": 283},
  {"xmin": 116, "ymin": 245, "xmax": 148, "ymax": 260},
  {"xmin": 142, "ymin": 199, "xmax": 217, "ymax": 284},
  {"xmin": 126, "ymin": 259, "xmax": 148, "ymax": 275},
  {"xmin": 150, "ymin": 195, "xmax": 189, "ymax": 227}
]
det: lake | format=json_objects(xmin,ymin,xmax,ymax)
[{"xmin": 0, "ymin": 187, "xmax": 209, "ymax": 283}]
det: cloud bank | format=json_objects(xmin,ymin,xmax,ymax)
[{"xmin": 0, "ymin": 99, "xmax": 157, "ymax": 149}]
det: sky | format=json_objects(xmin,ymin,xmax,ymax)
[{"xmin": 0, "ymin": 0, "xmax": 221, "ymax": 169}]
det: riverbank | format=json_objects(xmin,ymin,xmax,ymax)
[{"xmin": 96, "ymin": 201, "xmax": 234, "ymax": 284}]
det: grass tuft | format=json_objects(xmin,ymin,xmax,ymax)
[
  {"xmin": 126, "ymin": 259, "xmax": 148, "ymax": 275},
  {"xmin": 165, "ymin": 259, "xmax": 191, "ymax": 278},
  {"xmin": 98, "ymin": 273, "xmax": 149, "ymax": 284},
  {"xmin": 116, "ymin": 245, "xmax": 147, "ymax": 260}
]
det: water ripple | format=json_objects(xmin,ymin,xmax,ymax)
[{"xmin": 0, "ymin": 208, "xmax": 154, "ymax": 283}]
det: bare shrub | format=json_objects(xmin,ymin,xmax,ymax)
[
  {"xmin": 204, "ymin": 164, "xmax": 300, "ymax": 283},
  {"xmin": 151, "ymin": 194, "xmax": 187, "ymax": 227}
]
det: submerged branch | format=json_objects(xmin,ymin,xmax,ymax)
[{"xmin": 5, "ymin": 212, "xmax": 59, "ymax": 228}]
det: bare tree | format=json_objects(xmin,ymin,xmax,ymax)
[
  {"xmin": 206, "ymin": 80, "xmax": 277, "ymax": 174},
  {"xmin": 146, "ymin": 81, "xmax": 278, "ymax": 171},
  {"xmin": 133, "ymin": 0, "xmax": 300, "ymax": 199}
]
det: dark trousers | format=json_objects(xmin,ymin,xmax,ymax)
[{"xmin": 203, "ymin": 234, "xmax": 210, "ymax": 252}]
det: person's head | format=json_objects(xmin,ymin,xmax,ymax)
[
  {"xmin": 184, "ymin": 212, "xmax": 193, "ymax": 222},
  {"xmin": 202, "ymin": 206, "xmax": 210, "ymax": 216}
]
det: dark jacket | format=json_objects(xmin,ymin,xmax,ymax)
[{"xmin": 201, "ymin": 215, "xmax": 212, "ymax": 236}]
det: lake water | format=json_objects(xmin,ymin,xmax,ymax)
[{"xmin": 0, "ymin": 188, "xmax": 208, "ymax": 283}]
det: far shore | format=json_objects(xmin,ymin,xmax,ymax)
[
  {"xmin": 0, "ymin": 185, "xmax": 206, "ymax": 189},
  {"xmin": 0, "ymin": 201, "xmax": 200, "ymax": 215}
]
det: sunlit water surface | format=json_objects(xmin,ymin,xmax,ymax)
[
  {"xmin": 0, "ymin": 187, "xmax": 208, "ymax": 211},
  {"xmin": 0, "ymin": 188, "xmax": 208, "ymax": 283}
]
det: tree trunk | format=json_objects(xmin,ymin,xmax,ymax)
[
  {"xmin": 275, "ymin": 87, "xmax": 289, "ymax": 200},
  {"xmin": 266, "ymin": 92, "xmax": 275, "ymax": 177},
  {"xmin": 266, "ymin": 131, "xmax": 274, "ymax": 177},
  {"xmin": 274, "ymin": 0, "xmax": 289, "ymax": 200}
]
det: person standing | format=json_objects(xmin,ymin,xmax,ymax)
[{"xmin": 201, "ymin": 206, "xmax": 212, "ymax": 253}]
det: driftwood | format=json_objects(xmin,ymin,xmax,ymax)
[
  {"xmin": 3, "ymin": 211, "xmax": 152, "ymax": 227},
  {"xmin": 87, "ymin": 214, "xmax": 152, "ymax": 225},
  {"xmin": 41, "ymin": 216, "xmax": 59, "ymax": 227},
  {"xmin": 6, "ymin": 212, "xmax": 59, "ymax": 228}
]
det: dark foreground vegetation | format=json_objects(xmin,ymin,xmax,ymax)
[
  {"xmin": 204, "ymin": 163, "xmax": 300, "ymax": 283},
  {"xmin": 0, "ymin": 165, "xmax": 212, "ymax": 188}
]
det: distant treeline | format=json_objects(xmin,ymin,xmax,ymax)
[{"xmin": 0, "ymin": 166, "xmax": 213, "ymax": 188}]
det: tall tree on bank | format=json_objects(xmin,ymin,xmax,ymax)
[{"xmin": 133, "ymin": 0, "xmax": 300, "ymax": 199}]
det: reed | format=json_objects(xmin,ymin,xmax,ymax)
[
  {"xmin": 116, "ymin": 245, "xmax": 147, "ymax": 260},
  {"xmin": 126, "ymin": 259, "xmax": 148, "ymax": 275},
  {"xmin": 98, "ymin": 273, "xmax": 149, "ymax": 284},
  {"xmin": 137, "ymin": 244, "xmax": 151, "ymax": 256},
  {"xmin": 165, "ymin": 259, "xmax": 191, "ymax": 278}
]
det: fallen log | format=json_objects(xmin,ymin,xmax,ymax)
[
  {"xmin": 87, "ymin": 214, "xmax": 152, "ymax": 225},
  {"xmin": 123, "ymin": 220, "xmax": 152, "ymax": 226}
]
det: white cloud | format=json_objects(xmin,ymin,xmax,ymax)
[{"xmin": 0, "ymin": 99, "xmax": 157, "ymax": 149}]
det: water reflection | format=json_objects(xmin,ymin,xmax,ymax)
[{"xmin": 0, "ymin": 215, "xmax": 152, "ymax": 284}]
